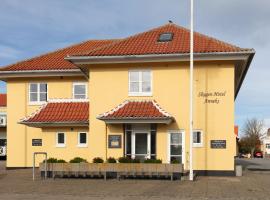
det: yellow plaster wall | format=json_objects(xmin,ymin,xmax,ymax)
[
  {"xmin": 6, "ymin": 76, "xmax": 88, "ymax": 167},
  {"xmin": 88, "ymin": 61, "xmax": 235, "ymax": 171}
]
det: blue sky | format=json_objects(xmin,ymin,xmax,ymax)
[{"xmin": 0, "ymin": 0, "xmax": 269, "ymax": 133}]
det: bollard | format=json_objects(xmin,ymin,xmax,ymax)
[{"xmin": 235, "ymin": 165, "xmax": 242, "ymax": 177}]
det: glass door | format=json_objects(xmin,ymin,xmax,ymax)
[{"xmin": 135, "ymin": 133, "xmax": 148, "ymax": 160}]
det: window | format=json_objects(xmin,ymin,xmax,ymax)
[
  {"xmin": 193, "ymin": 130, "xmax": 203, "ymax": 147},
  {"xmin": 56, "ymin": 132, "xmax": 65, "ymax": 147},
  {"xmin": 73, "ymin": 82, "xmax": 87, "ymax": 99},
  {"xmin": 78, "ymin": 132, "xmax": 87, "ymax": 147},
  {"xmin": 29, "ymin": 83, "xmax": 47, "ymax": 104},
  {"xmin": 169, "ymin": 131, "xmax": 183, "ymax": 163},
  {"xmin": 158, "ymin": 33, "xmax": 173, "ymax": 42},
  {"xmin": 129, "ymin": 70, "xmax": 152, "ymax": 96},
  {"xmin": 266, "ymin": 144, "xmax": 270, "ymax": 149}
]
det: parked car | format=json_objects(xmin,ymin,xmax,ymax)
[{"xmin": 254, "ymin": 151, "xmax": 263, "ymax": 158}]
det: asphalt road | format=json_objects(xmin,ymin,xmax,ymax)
[{"xmin": 236, "ymin": 158, "xmax": 270, "ymax": 170}]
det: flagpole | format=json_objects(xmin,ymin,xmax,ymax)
[{"xmin": 189, "ymin": 0, "xmax": 194, "ymax": 181}]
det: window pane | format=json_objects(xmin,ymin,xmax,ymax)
[
  {"xmin": 74, "ymin": 94, "xmax": 86, "ymax": 99},
  {"xmin": 142, "ymin": 81, "xmax": 151, "ymax": 92},
  {"xmin": 74, "ymin": 85, "xmax": 86, "ymax": 94},
  {"xmin": 30, "ymin": 84, "xmax": 38, "ymax": 92},
  {"xmin": 170, "ymin": 145, "xmax": 182, "ymax": 155},
  {"xmin": 58, "ymin": 133, "xmax": 65, "ymax": 144},
  {"xmin": 170, "ymin": 156, "xmax": 182, "ymax": 163},
  {"xmin": 30, "ymin": 93, "xmax": 38, "ymax": 102},
  {"xmin": 130, "ymin": 71, "xmax": 139, "ymax": 82},
  {"xmin": 79, "ymin": 133, "xmax": 87, "ymax": 144},
  {"xmin": 40, "ymin": 84, "xmax": 47, "ymax": 92},
  {"xmin": 142, "ymin": 71, "xmax": 151, "ymax": 82},
  {"xmin": 193, "ymin": 131, "xmax": 201, "ymax": 143},
  {"xmin": 130, "ymin": 82, "xmax": 139, "ymax": 92},
  {"xmin": 40, "ymin": 93, "xmax": 47, "ymax": 102},
  {"xmin": 171, "ymin": 133, "xmax": 181, "ymax": 144}
]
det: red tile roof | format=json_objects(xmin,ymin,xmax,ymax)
[
  {"xmin": 97, "ymin": 100, "xmax": 172, "ymax": 120},
  {"xmin": 20, "ymin": 100, "xmax": 89, "ymax": 126},
  {"xmin": 0, "ymin": 40, "xmax": 117, "ymax": 71},
  {"xmin": 73, "ymin": 23, "xmax": 252, "ymax": 57},
  {"xmin": 0, "ymin": 94, "xmax": 7, "ymax": 107}
]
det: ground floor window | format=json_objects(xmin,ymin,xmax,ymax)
[
  {"xmin": 168, "ymin": 131, "xmax": 184, "ymax": 163},
  {"xmin": 266, "ymin": 144, "xmax": 270, "ymax": 149},
  {"xmin": 78, "ymin": 132, "xmax": 87, "ymax": 147},
  {"xmin": 56, "ymin": 132, "xmax": 65, "ymax": 147},
  {"xmin": 124, "ymin": 124, "xmax": 156, "ymax": 160},
  {"xmin": 193, "ymin": 130, "xmax": 203, "ymax": 147}
]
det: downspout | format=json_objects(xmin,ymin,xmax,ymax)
[{"xmin": 105, "ymin": 124, "xmax": 108, "ymax": 160}]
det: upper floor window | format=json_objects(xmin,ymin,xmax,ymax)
[
  {"xmin": 29, "ymin": 83, "xmax": 47, "ymax": 104},
  {"xmin": 129, "ymin": 70, "xmax": 152, "ymax": 96},
  {"xmin": 193, "ymin": 130, "xmax": 203, "ymax": 147},
  {"xmin": 73, "ymin": 82, "xmax": 87, "ymax": 99}
]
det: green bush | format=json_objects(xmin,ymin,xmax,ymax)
[
  {"xmin": 143, "ymin": 158, "xmax": 162, "ymax": 163},
  {"xmin": 118, "ymin": 157, "xmax": 141, "ymax": 163},
  {"xmin": 106, "ymin": 157, "xmax": 117, "ymax": 163},
  {"xmin": 57, "ymin": 159, "xmax": 67, "ymax": 163},
  {"xmin": 93, "ymin": 157, "xmax": 104, "ymax": 163},
  {"xmin": 171, "ymin": 159, "xmax": 180, "ymax": 164},
  {"xmin": 45, "ymin": 158, "xmax": 58, "ymax": 163},
  {"xmin": 69, "ymin": 157, "xmax": 88, "ymax": 163}
]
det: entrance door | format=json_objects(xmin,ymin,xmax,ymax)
[{"xmin": 131, "ymin": 132, "xmax": 150, "ymax": 160}]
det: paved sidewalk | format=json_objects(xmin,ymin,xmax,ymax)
[{"xmin": 0, "ymin": 163, "xmax": 270, "ymax": 200}]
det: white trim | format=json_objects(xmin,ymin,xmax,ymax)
[
  {"xmin": 167, "ymin": 130, "xmax": 185, "ymax": 165},
  {"xmin": 28, "ymin": 83, "xmax": 48, "ymax": 105},
  {"xmin": 128, "ymin": 70, "xmax": 152, "ymax": 96},
  {"xmin": 66, "ymin": 51, "xmax": 254, "ymax": 64},
  {"xmin": 48, "ymin": 98, "xmax": 89, "ymax": 103},
  {"xmin": 77, "ymin": 132, "xmax": 88, "ymax": 148},
  {"xmin": 72, "ymin": 82, "xmax": 88, "ymax": 100},
  {"xmin": 56, "ymin": 132, "xmax": 66, "ymax": 148},
  {"xmin": 192, "ymin": 129, "xmax": 203, "ymax": 148}
]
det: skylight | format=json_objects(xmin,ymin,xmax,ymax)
[{"xmin": 158, "ymin": 33, "xmax": 173, "ymax": 42}]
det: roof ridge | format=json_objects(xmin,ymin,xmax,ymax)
[
  {"xmin": 48, "ymin": 98, "xmax": 89, "ymax": 103},
  {"xmin": 70, "ymin": 23, "xmax": 174, "ymax": 56},
  {"xmin": 151, "ymin": 100, "xmax": 172, "ymax": 117},
  {"xmin": 0, "ymin": 39, "xmax": 118, "ymax": 71}
]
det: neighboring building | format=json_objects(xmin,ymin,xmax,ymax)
[
  {"xmin": 0, "ymin": 23, "xmax": 255, "ymax": 175},
  {"xmin": 262, "ymin": 128, "xmax": 270, "ymax": 156},
  {"xmin": 0, "ymin": 94, "xmax": 7, "ymax": 158}
]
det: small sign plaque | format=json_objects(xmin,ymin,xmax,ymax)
[
  {"xmin": 32, "ymin": 139, "xmax": 42, "ymax": 146},
  {"xmin": 211, "ymin": 140, "xmax": 226, "ymax": 149},
  {"xmin": 108, "ymin": 135, "xmax": 121, "ymax": 148}
]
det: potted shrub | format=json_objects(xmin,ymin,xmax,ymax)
[
  {"xmin": 69, "ymin": 157, "xmax": 88, "ymax": 163},
  {"xmin": 93, "ymin": 157, "xmax": 104, "ymax": 163},
  {"xmin": 106, "ymin": 157, "xmax": 117, "ymax": 163},
  {"xmin": 143, "ymin": 158, "xmax": 162, "ymax": 163}
]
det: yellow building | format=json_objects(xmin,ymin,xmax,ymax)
[{"xmin": 0, "ymin": 23, "xmax": 254, "ymax": 175}]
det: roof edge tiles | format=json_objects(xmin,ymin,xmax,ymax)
[
  {"xmin": 19, "ymin": 99, "xmax": 89, "ymax": 127},
  {"xmin": 97, "ymin": 100, "xmax": 173, "ymax": 124}
]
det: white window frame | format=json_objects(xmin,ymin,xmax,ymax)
[
  {"xmin": 128, "ymin": 70, "xmax": 152, "ymax": 96},
  {"xmin": 73, "ymin": 82, "xmax": 88, "ymax": 99},
  {"xmin": 167, "ymin": 130, "xmax": 185, "ymax": 164},
  {"xmin": 77, "ymin": 132, "xmax": 88, "ymax": 148},
  {"xmin": 29, "ymin": 83, "xmax": 48, "ymax": 105},
  {"xmin": 193, "ymin": 130, "xmax": 203, "ymax": 148},
  {"xmin": 56, "ymin": 132, "xmax": 66, "ymax": 148}
]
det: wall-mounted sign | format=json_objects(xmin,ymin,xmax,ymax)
[
  {"xmin": 211, "ymin": 140, "xmax": 226, "ymax": 149},
  {"xmin": 32, "ymin": 139, "xmax": 42, "ymax": 146},
  {"xmin": 108, "ymin": 135, "xmax": 121, "ymax": 148},
  {"xmin": 198, "ymin": 91, "xmax": 227, "ymax": 104}
]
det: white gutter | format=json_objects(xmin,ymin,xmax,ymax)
[
  {"xmin": 65, "ymin": 51, "xmax": 254, "ymax": 65},
  {"xmin": 0, "ymin": 69, "xmax": 83, "ymax": 79}
]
